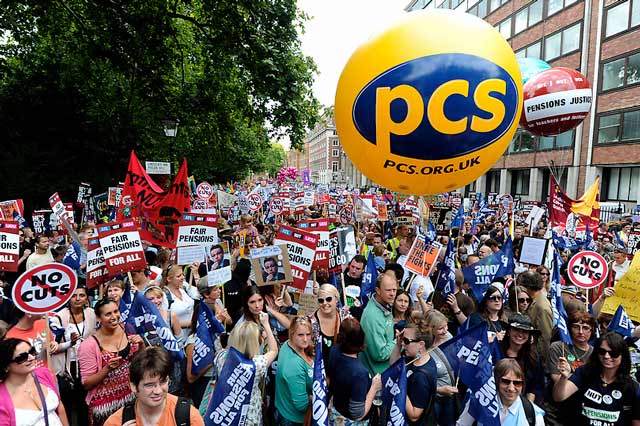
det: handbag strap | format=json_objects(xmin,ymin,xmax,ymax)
[
  {"xmin": 431, "ymin": 347, "xmax": 457, "ymax": 385},
  {"xmin": 32, "ymin": 373, "xmax": 49, "ymax": 426}
]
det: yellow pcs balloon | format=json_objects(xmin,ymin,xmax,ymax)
[{"xmin": 335, "ymin": 10, "xmax": 523, "ymax": 195}]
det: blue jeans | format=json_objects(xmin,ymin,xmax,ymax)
[{"xmin": 273, "ymin": 407, "xmax": 303, "ymax": 426}]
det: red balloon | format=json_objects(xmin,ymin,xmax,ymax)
[{"xmin": 520, "ymin": 67, "xmax": 592, "ymax": 136}]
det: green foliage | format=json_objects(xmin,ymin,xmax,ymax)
[{"xmin": 0, "ymin": 0, "xmax": 319, "ymax": 208}]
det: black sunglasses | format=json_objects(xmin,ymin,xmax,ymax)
[
  {"xmin": 518, "ymin": 297, "xmax": 531, "ymax": 304},
  {"xmin": 317, "ymin": 296, "xmax": 334, "ymax": 304},
  {"xmin": 500, "ymin": 378, "xmax": 524, "ymax": 387},
  {"xmin": 597, "ymin": 347, "xmax": 621, "ymax": 358},
  {"xmin": 488, "ymin": 295, "xmax": 502, "ymax": 302},
  {"xmin": 12, "ymin": 347, "xmax": 37, "ymax": 364},
  {"xmin": 403, "ymin": 337, "xmax": 419, "ymax": 345}
]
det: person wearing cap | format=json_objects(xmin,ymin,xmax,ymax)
[
  {"xmin": 501, "ymin": 313, "xmax": 545, "ymax": 404},
  {"xmin": 517, "ymin": 271, "xmax": 552, "ymax": 362}
]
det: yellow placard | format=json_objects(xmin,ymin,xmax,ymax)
[{"xmin": 601, "ymin": 255, "xmax": 640, "ymax": 322}]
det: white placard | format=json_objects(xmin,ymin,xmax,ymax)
[
  {"xmin": 145, "ymin": 161, "xmax": 171, "ymax": 175},
  {"xmin": 519, "ymin": 237, "xmax": 548, "ymax": 266},
  {"xmin": 176, "ymin": 245, "xmax": 206, "ymax": 265}
]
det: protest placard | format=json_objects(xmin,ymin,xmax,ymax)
[
  {"xmin": 627, "ymin": 231, "xmax": 640, "ymax": 257},
  {"xmin": 297, "ymin": 292, "xmax": 319, "ymax": 317},
  {"xmin": 12, "ymin": 263, "xmax": 78, "ymax": 314},
  {"xmin": 328, "ymin": 226, "xmax": 356, "ymax": 274},
  {"xmin": 602, "ymin": 255, "xmax": 640, "ymax": 322},
  {"xmin": 0, "ymin": 199, "xmax": 24, "ymax": 221},
  {"xmin": 519, "ymin": 237, "xmax": 548, "ymax": 266},
  {"xmin": 176, "ymin": 213, "xmax": 218, "ymax": 247},
  {"xmin": 176, "ymin": 245, "xmax": 206, "ymax": 265},
  {"xmin": 567, "ymin": 251, "xmax": 607, "ymax": 289},
  {"xmin": 274, "ymin": 225, "xmax": 318, "ymax": 290},
  {"xmin": 377, "ymin": 202, "xmax": 388, "ymax": 221},
  {"xmin": 297, "ymin": 219, "xmax": 330, "ymax": 270},
  {"xmin": 98, "ymin": 219, "xmax": 147, "ymax": 275},
  {"xmin": 0, "ymin": 221, "xmax": 20, "ymax": 272},
  {"xmin": 250, "ymin": 245, "xmax": 293, "ymax": 286},
  {"xmin": 404, "ymin": 239, "xmax": 442, "ymax": 277},
  {"xmin": 86, "ymin": 237, "xmax": 109, "ymax": 288}
]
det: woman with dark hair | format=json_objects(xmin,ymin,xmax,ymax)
[
  {"xmin": 535, "ymin": 266, "xmax": 551, "ymax": 296},
  {"xmin": 454, "ymin": 285, "xmax": 507, "ymax": 342},
  {"xmin": 224, "ymin": 258, "xmax": 253, "ymax": 325},
  {"xmin": 504, "ymin": 285, "xmax": 531, "ymax": 318},
  {"xmin": 501, "ymin": 313, "xmax": 545, "ymax": 404},
  {"xmin": 77, "ymin": 298, "xmax": 141, "ymax": 426},
  {"xmin": 238, "ymin": 285, "xmax": 290, "ymax": 330},
  {"xmin": 0, "ymin": 338, "xmax": 69, "ymax": 426},
  {"xmin": 326, "ymin": 317, "xmax": 381, "ymax": 425},
  {"xmin": 457, "ymin": 358, "xmax": 545, "ymax": 425},
  {"xmin": 393, "ymin": 289, "xmax": 414, "ymax": 331},
  {"xmin": 51, "ymin": 286, "xmax": 97, "ymax": 424},
  {"xmin": 554, "ymin": 332, "xmax": 640, "ymax": 426}
]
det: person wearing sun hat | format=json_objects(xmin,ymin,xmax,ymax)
[{"xmin": 502, "ymin": 313, "xmax": 545, "ymax": 404}]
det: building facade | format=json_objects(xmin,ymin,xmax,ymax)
[{"xmin": 406, "ymin": 0, "xmax": 640, "ymax": 208}]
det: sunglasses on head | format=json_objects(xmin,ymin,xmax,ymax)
[
  {"xmin": 12, "ymin": 347, "xmax": 37, "ymax": 364},
  {"xmin": 518, "ymin": 297, "xmax": 531, "ymax": 304},
  {"xmin": 597, "ymin": 347, "xmax": 621, "ymax": 358},
  {"xmin": 499, "ymin": 378, "xmax": 524, "ymax": 387},
  {"xmin": 317, "ymin": 296, "xmax": 334, "ymax": 304}
]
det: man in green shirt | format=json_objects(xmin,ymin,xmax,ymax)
[{"xmin": 360, "ymin": 273, "xmax": 397, "ymax": 375}]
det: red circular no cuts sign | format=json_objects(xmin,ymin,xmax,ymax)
[
  {"xmin": 12, "ymin": 263, "xmax": 78, "ymax": 314},
  {"xmin": 567, "ymin": 251, "xmax": 607, "ymax": 289}
]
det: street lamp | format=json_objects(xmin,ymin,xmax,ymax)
[{"xmin": 162, "ymin": 118, "xmax": 180, "ymax": 138}]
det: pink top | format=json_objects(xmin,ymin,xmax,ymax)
[
  {"xmin": 77, "ymin": 335, "xmax": 103, "ymax": 405},
  {"xmin": 0, "ymin": 367, "xmax": 60, "ymax": 426}
]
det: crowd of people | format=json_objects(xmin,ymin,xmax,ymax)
[{"xmin": 1, "ymin": 195, "xmax": 640, "ymax": 426}]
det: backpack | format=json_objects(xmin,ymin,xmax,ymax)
[{"xmin": 122, "ymin": 397, "xmax": 191, "ymax": 426}]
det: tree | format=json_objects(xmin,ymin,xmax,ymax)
[
  {"xmin": 258, "ymin": 142, "xmax": 287, "ymax": 177},
  {"xmin": 0, "ymin": 0, "xmax": 319, "ymax": 210}
]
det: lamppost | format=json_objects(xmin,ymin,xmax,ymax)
[{"xmin": 162, "ymin": 117, "xmax": 180, "ymax": 169}]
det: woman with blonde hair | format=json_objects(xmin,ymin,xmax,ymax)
[
  {"xmin": 274, "ymin": 316, "xmax": 314, "ymax": 426},
  {"xmin": 308, "ymin": 283, "xmax": 350, "ymax": 366},
  {"xmin": 160, "ymin": 263, "xmax": 197, "ymax": 345},
  {"xmin": 200, "ymin": 312, "xmax": 278, "ymax": 426}
]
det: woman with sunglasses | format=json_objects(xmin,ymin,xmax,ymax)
[
  {"xmin": 77, "ymin": 298, "xmax": 141, "ymax": 426},
  {"xmin": 505, "ymin": 285, "xmax": 532, "ymax": 318},
  {"xmin": 554, "ymin": 332, "xmax": 640, "ymax": 426},
  {"xmin": 501, "ymin": 314, "xmax": 545, "ymax": 404},
  {"xmin": 0, "ymin": 338, "xmax": 70, "ymax": 426},
  {"xmin": 535, "ymin": 266, "xmax": 551, "ymax": 297},
  {"xmin": 544, "ymin": 310, "xmax": 596, "ymax": 426},
  {"xmin": 394, "ymin": 321, "xmax": 438, "ymax": 426},
  {"xmin": 457, "ymin": 285, "xmax": 508, "ymax": 343},
  {"xmin": 457, "ymin": 358, "xmax": 545, "ymax": 425},
  {"xmin": 50, "ymin": 286, "xmax": 97, "ymax": 425},
  {"xmin": 308, "ymin": 284, "xmax": 350, "ymax": 367},
  {"xmin": 274, "ymin": 316, "xmax": 315, "ymax": 426}
]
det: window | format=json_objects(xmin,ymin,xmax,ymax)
[
  {"xmin": 547, "ymin": 0, "xmax": 578, "ymax": 16},
  {"xmin": 489, "ymin": 0, "xmax": 509, "ymax": 12},
  {"xmin": 468, "ymin": 0, "xmax": 488, "ymax": 17},
  {"xmin": 538, "ymin": 129, "xmax": 575, "ymax": 150},
  {"xmin": 515, "ymin": 42, "xmax": 542, "ymax": 59},
  {"xmin": 603, "ymin": 167, "xmax": 640, "ymax": 201},
  {"xmin": 597, "ymin": 108, "xmax": 640, "ymax": 143},
  {"xmin": 497, "ymin": 17, "xmax": 512, "ymax": 39},
  {"xmin": 332, "ymin": 139, "xmax": 339, "ymax": 146},
  {"xmin": 544, "ymin": 22, "xmax": 581, "ymax": 61},
  {"xmin": 332, "ymin": 161, "xmax": 339, "ymax": 172},
  {"xmin": 514, "ymin": 0, "xmax": 542, "ymax": 35},
  {"xmin": 508, "ymin": 129, "xmax": 535, "ymax": 152},
  {"xmin": 605, "ymin": 0, "xmax": 640, "ymax": 37},
  {"xmin": 332, "ymin": 149, "xmax": 339, "ymax": 157},
  {"xmin": 511, "ymin": 170, "xmax": 531, "ymax": 195},
  {"xmin": 601, "ymin": 51, "xmax": 640, "ymax": 92},
  {"xmin": 487, "ymin": 170, "xmax": 501, "ymax": 193}
]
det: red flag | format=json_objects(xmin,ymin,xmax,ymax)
[
  {"xmin": 117, "ymin": 151, "xmax": 190, "ymax": 247},
  {"xmin": 549, "ymin": 175, "xmax": 600, "ymax": 232}
]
